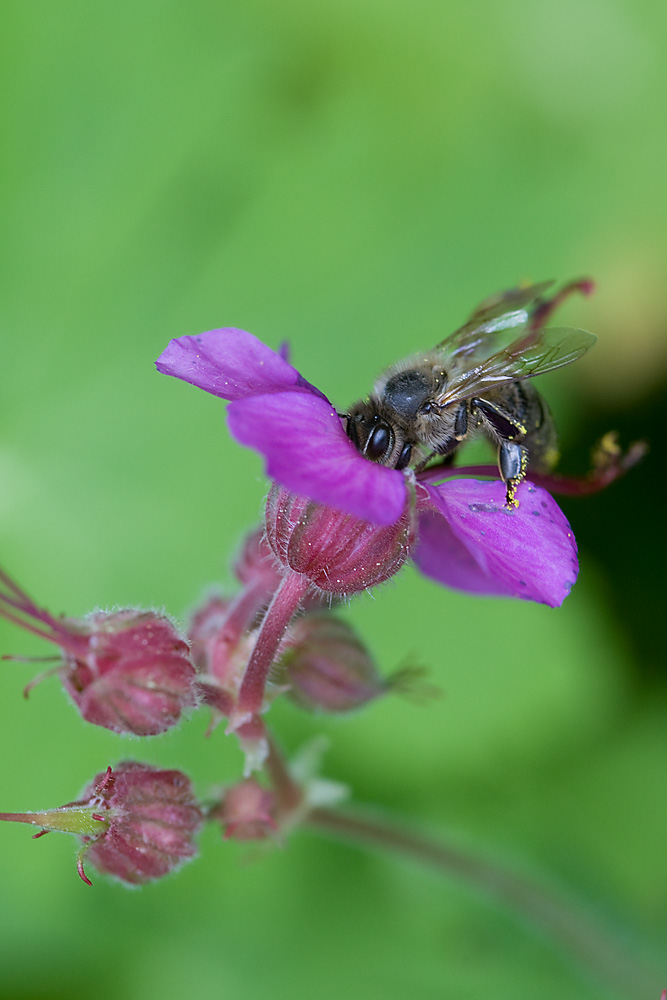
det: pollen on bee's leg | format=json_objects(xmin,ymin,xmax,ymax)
[
  {"xmin": 498, "ymin": 440, "xmax": 527, "ymax": 509},
  {"xmin": 505, "ymin": 480, "xmax": 520, "ymax": 509}
]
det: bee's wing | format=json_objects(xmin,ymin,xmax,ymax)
[
  {"xmin": 435, "ymin": 327, "xmax": 596, "ymax": 406},
  {"xmin": 439, "ymin": 281, "xmax": 554, "ymax": 362}
]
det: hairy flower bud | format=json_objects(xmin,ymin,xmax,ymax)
[
  {"xmin": 233, "ymin": 526, "xmax": 284, "ymax": 593},
  {"xmin": 0, "ymin": 571, "xmax": 196, "ymax": 735},
  {"xmin": 188, "ymin": 593, "xmax": 234, "ymax": 674},
  {"xmin": 265, "ymin": 485, "xmax": 414, "ymax": 595},
  {"xmin": 80, "ymin": 763, "xmax": 203, "ymax": 884},
  {"xmin": 64, "ymin": 610, "xmax": 197, "ymax": 735},
  {"xmin": 214, "ymin": 778, "xmax": 277, "ymax": 841},
  {"xmin": 232, "ymin": 524, "xmax": 336, "ymax": 612},
  {"xmin": 280, "ymin": 614, "xmax": 389, "ymax": 713},
  {"xmin": 0, "ymin": 762, "xmax": 203, "ymax": 885}
]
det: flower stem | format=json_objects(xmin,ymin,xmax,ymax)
[
  {"xmin": 264, "ymin": 729, "xmax": 303, "ymax": 816},
  {"xmin": 237, "ymin": 571, "xmax": 311, "ymax": 717},
  {"xmin": 0, "ymin": 806, "xmax": 107, "ymax": 838},
  {"xmin": 220, "ymin": 580, "xmax": 270, "ymax": 647},
  {"xmin": 306, "ymin": 805, "xmax": 657, "ymax": 998}
]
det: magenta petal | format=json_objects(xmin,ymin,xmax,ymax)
[
  {"xmin": 227, "ymin": 392, "xmax": 407, "ymax": 526},
  {"xmin": 156, "ymin": 328, "xmax": 326, "ymax": 401},
  {"xmin": 414, "ymin": 480, "xmax": 578, "ymax": 607}
]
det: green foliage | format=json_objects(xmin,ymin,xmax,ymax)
[{"xmin": 0, "ymin": 0, "xmax": 664, "ymax": 997}]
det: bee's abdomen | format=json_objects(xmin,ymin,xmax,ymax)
[
  {"xmin": 511, "ymin": 382, "xmax": 558, "ymax": 471},
  {"xmin": 481, "ymin": 382, "xmax": 558, "ymax": 472}
]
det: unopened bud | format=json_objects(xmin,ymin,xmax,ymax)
[
  {"xmin": 280, "ymin": 614, "xmax": 388, "ymax": 713},
  {"xmin": 0, "ymin": 762, "xmax": 203, "ymax": 886},
  {"xmin": 233, "ymin": 524, "xmax": 334, "ymax": 612},
  {"xmin": 188, "ymin": 593, "xmax": 233, "ymax": 674},
  {"xmin": 0, "ymin": 570, "xmax": 196, "ymax": 735},
  {"xmin": 214, "ymin": 778, "xmax": 277, "ymax": 841},
  {"xmin": 233, "ymin": 526, "xmax": 284, "ymax": 593},
  {"xmin": 265, "ymin": 485, "xmax": 414, "ymax": 595}
]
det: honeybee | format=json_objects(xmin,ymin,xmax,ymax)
[{"xmin": 345, "ymin": 280, "xmax": 596, "ymax": 507}]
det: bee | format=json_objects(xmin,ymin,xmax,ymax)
[{"xmin": 345, "ymin": 280, "xmax": 596, "ymax": 507}]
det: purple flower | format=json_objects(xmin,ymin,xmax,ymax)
[{"xmin": 156, "ymin": 329, "xmax": 578, "ymax": 607}]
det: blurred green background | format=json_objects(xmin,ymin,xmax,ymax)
[{"xmin": 0, "ymin": 0, "xmax": 665, "ymax": 998}]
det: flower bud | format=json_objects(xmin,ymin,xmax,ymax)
[
  {"xmin": 64, "ymin": 610, "xmax": 197, "ymax": 735},
  {"xmin": 233, "ymin": 526, "xmax": 284, "ymax": 593},
  {"xmin": 233, "ymin": 524, "xmax": 335, "ymax": 612},
  {"xmin": 279, "ymin": 614, "xmax": 388, "ymax": 712},
  {"xmin": 187, "ymin": 593, "xmax": 234, "ymax": 674},
  {"xmin": 188, "ymin": 592, "xmax": 257, "ymax": 722},
  {"xmin": 214, "ymin": 778, "xmax": 277, "ymax": 841},
  {"xmin": 265, "ymin": 485, "xmax": 414, "ymax": 595},
  {"xmin": 81, "ymin": 763, "xmax": 203, "ymax": 885},
  {"xmin": 0, "ymin": 571, "xmax": 197, "ymax": 736},
  {"xmin": 0, "ymin": 762, "xmax": 203, "ymax": 886}
]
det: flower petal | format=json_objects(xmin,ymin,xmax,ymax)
[
  {"xmin": 414, "ymin": 480, "xmax": 578, "ymax": 607},
  {"xmin": 156, "ymin": 328, "xmax": 327, "ymax": 401},
  {"xmin": 227, "ymin": 392, "xmax": 407, "ymax": 526}
]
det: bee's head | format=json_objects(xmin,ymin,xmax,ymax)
[{"xmin": 345, "ymin": 400, "xmax": 413, "ymax": 470}]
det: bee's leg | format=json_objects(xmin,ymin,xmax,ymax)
[
  {"xmin": 471, "ymin": 398, "xmax": 526, "ymax": 443},
  {"xmin": 422, "ymin": 404, "xmax": 471, "ymax": 473},
  {"xmin": 454, "ymin": 402, "xmax": 468, "ymax": 440},
  {"xmin": 472, "ymin": 398, "xmax": 528, "ymax": 508},
  {"xmin": 434, "ymin": 404, "xmax": 469, "ymax": 455},
  {"xmin": 498, "ymin": 440, "xmax": 528, "ymax": 509}
]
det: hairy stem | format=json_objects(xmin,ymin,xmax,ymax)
[{"xmin": 237, "ymin": 571, "xmax": 311, "ymax": 717}]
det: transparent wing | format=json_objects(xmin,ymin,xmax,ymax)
[
  {"xmin": 438, "ymin": 280, "xmax": 554, "ymax": 362},
  {"xmin": 435, "ymin": 327, "xmax": 596, "ymax": 406}
]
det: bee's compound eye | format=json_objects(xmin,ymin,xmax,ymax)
[
  {"xmin": 395, "ymin": 442, "xmax": 412, "ymax": 470},
  {"xmin": 365, "ymin": 423, "xmax": 392, "ymax": 461}
]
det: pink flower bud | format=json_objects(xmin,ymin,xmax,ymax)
[
  {"xmin": 264, "ymin": 485, "xmax": 415, "ymax": 595},
  {"xmin": 188, "ymin": 593, "xmax": 234, "ymax": 673},
  {"xmin": 0, "ymin": 570, "xmax": 196, "ymax": 736},
  {"xmin": 214, "ymin": 778, "xmax": 277, "ymax": 841},
  {"xmin": 0, "ymin": 762, "xmax": 203, "ymax": 886},
  {"xmin": 280, "ymin": 614, "xmax": 388, "ymax": 713},
  {"xmin": 233, "ymin": 526, "xmax": 284, "ymax": 593},
  {"xmin": 232, "ymin": 524, "xmax": 335, "ymax": 612},
  {"xmin": 81, "ymin": 763, "xmax": 203, "ymax": 885}
]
